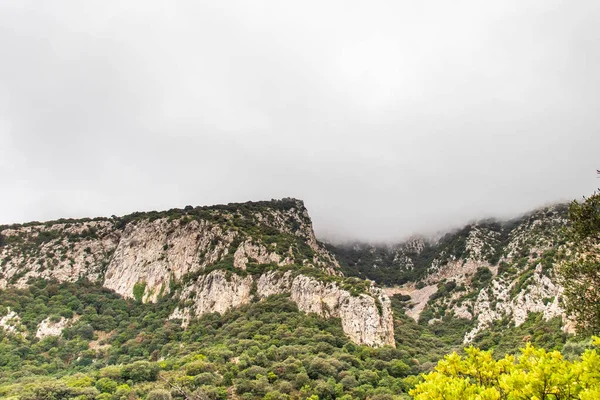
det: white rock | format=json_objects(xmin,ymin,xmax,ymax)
[
  {"xmin": 0, "ymin": 308, "xmax": 21, "ymax": 334},
  {"xmin": 174, "ymin": 270, "xmax": 395, "ymax": 347},
  {"xmin": 36, "ymin": 317, "xmax": 70, "ymax": 339}
]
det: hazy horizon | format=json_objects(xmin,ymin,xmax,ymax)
[{"xmin": 1, "ymin": 1, "xmax": 598, "ymax": 241}]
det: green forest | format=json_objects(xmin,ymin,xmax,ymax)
[
  {"xmin": 0, "ymin": 279, "xmax": 418, "ymax": 399},
  {"xmin": 0, "ymin": 277, "xmax": 588, "ymax": 400}
]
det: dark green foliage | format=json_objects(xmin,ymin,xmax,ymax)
[
  {"xmin": 558, "ymin": 191, "xmax": 600, "ymax": 334},
  {"xmin": 389, "ymin": 292, "xmax": 570, "ymax": 377},
  {"xmin": 559, "ymin": 193, "xmax": 600, "ymax": 334},
  {"xmin": 202, "ymin": 255, "xmax": 237, "ymax": 276},
  {"xmin": 470, "ymin": 313, "xmax": 567, "ymax": 357},
  {"xmin": 0, "ymin": 216, "xmax": 110, "ymax": 232},
  {"xmin": 0, "ymin": 280, "xmax": 414, "ymax": 399},
  {"xmin": 95, "ymin": 377, "xmax": 118, "ymax": 393},
  {"xmin": 121, "ymin": 361, "xmax": 160, "ymax": 382},
  {"xmin": 471, "ymin": 267, "xmax": 492, "ymax": 289},
  {"xmin": 0, "ymin": 199, "xmax": 580, "ymax": 398},
  {"xmin": 328, "ymin": 241, "xmax": 436, "ymax": 286},
  {"xmin": 33, "ymin": 229, "xmax": 61, "ymax": 245},
  {"xmin": 394, "ymin": 294, "xmax": 411, "ymax": 303},
  {"xmin": 436, "ymin": 226, "xmax": 471, "ymax": 264},
  {"xmin": 429, "ymin": 281, "xmax": 457, "ymax": 302},
  {"xmin": 568, "ymin": 191, "xmax": 600, "ymax": 240},
  {"xmin": 510, "ymin": 269, "xmax": 535, "ymax": 298},
  {"xmin": 0, "ymin": 279, "xmax": 180, "ymax": 375},
  {"xmin": 18, "ymin": 381, "xmax": 94, "ymax": 400},
  {"xmin": 288, "ymin": 266, "xmax": 371, "ymax": 296},
  {"xmin": 246, "ymin": 262, "xmax": 279, "ymax": 276},
  {"xmin": 109, "ymin": 198, "xmax": 308, "ymax": 231},
  {"xmin": 427, "ymin": 314, "xmax": 475, "ymax": 346},
  {"xmin": 540, "ymin": 249, "xmax": 557, "ymax": 273},
  {"xmin": 390, "ymin": 296, "xmax": 469, "ymax": 369},
  {"xmin": 497, "ymin": 261, "xmax": 516, "ymax": 276},
  {"xmin": 133, "ymin": 281, "xmax": 147, "ymax": 302},
  {"xmin": 1, "ymin": 198, "xmax": 318, "ymax": 269}
]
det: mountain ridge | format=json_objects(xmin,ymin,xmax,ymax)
[
  {"xmin": 0, "ymin": 197, "xmax": 394, "ymax": 347},
  {"xmin": 0, "ymin": 197, "xmax": 587, "ymax": 399},
  {"xmin": 0, "ymin": 198, "xmax": 579, "ymax": 349}
]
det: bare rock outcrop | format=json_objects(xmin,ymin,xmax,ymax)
[
  {"xmin": 463, "ymin": 263, "xmax": 566, "ymax": 343},
  {"xmin": 169, "ymin": 270, "xmax": 395, "ymax": 347},
  {"xmin": 179, "ymin": 270, "xmax": 254, "ymax": 316},
  {"xmin": 103, "ymin": 218, "xmax": 235, "ymax": 302},
  {"xmin": 0, "ymin": 220, "xmax": 119, "ymax": 288},
  {"xmin": 36, "ymin": 316, "xmax": 72, "ymax": 339},
  {"xmin": 0, "ymin": 308, "xmax": 22, "ymax": 334},
  {"xmin": 233, "ymin": 240, "xmax": 291, "ymax": 270},
  {"xmin": 259, "ymin": 272, "xmax": 395, "ymax": 347}
]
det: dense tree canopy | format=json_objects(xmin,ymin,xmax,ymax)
[{"xmin": 0, "ymin": 280, "xmax": 419, "ymax": 399}]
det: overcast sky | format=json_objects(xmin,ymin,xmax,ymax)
[{"xmin": 0, "ymin": 1, "xmax": 598, "ymax": 242}]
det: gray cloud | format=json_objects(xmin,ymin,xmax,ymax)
[{"xmin": 1, "ymin": 0, "xmax": 599, "ymax": 242}]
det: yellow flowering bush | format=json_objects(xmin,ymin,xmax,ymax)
[{"xmin": 411, "ymin": 338, "xmax": 600, "ymax": 399}]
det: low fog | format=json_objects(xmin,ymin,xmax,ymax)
[{"xmin": 1, "ymin": 1, "xmax": 599, "ymax": 242}]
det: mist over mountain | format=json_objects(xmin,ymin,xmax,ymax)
[{"xmin": 1, "ymin": 1, "xmax": 599, "ymax": 241}]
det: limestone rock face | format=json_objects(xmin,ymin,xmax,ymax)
[
  {"xmin": 103, "ymin": 218, "xmax": 236, "ymax": 302},
  {"xmin": 258, "ymin": 271, "xmax": 395, "ymax": 347},
  {"xmin": 1, "ymin": 199, "xmax": 391, "ymax": 347},
  {"xmin": 373, "ymin": 204, "xmax": 573, "ymax": 343},
  {"xmin": 170, "ymin": 270, "xmax": 395, "ymax": 347},
  {"xmin": 393, "ymin": 284, "xmax": 438, "ymax": 321},
  {"xmin": 36, "ymin": 316, "xmax": 72, "ymax": 339},
  {"xmin": 179, "ymin": 270, "xmax": 254, "ymax": 316},
  {"xmin": 463, "ymin": 263, "xmax": 566, "ymax": 343},
  {"xmin": 0, "ymin": 220, "xmax": 120, "ymax": 289},
  {"xmin": 233, "ymin": 240, "xmax": 290, "ymax": 270},
  {"xmin": 0, "ymin": 308, "xmax": 22, "ymax": 334},
  {"xmin": 252, "ymin": 201, "xmax": 343, "ymax": 275}
]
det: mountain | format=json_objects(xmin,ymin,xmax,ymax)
[
  {"xmin": 0, "ymin": 199, "xmax": 584, "ymax": 399},
  {"xmin": 0, "ymin": 198, "xmax": 393, "ymax": 347},
  {"xmin": 328, "ymin": 203, "xmax": 572, "ymax": 352}
]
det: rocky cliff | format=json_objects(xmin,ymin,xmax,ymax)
[
  {"xmin": 0, "ymin": 198, "xmax": 394, "ymax": 347},
  {"xmin": 330, "ymin": 204, "xmax": 571, "ymax": 344},
  {"xmin": 170, "ymin": 269, "xmax": 394, "ymax": 347}
]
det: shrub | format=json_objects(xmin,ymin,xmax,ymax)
[
  {"xmin": 147, "ymin": 389, "xmax": 172, "ymax": 400},
  {"xmin": 411, "ymin": 339, "xmax": 600, "ymax": 399},
  {"xmin": 95, "ymin": 377, "xmax": 118, "ymax": 394},
  {"xmin": 121, "ymin": 361, "xmax": 159, "ymax": 382},
  {"xmin": 133, "ymin": 281, "xmax": 146, "ymax": 302}
]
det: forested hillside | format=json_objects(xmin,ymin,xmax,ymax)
[
  {"xmin": 1, "ymin": 197, "xmax": 599, "ymax": 399},
  {"xmin": 0, "ymin": 279, "xmax": 417, "ymax": 399}
]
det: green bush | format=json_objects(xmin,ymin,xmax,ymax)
[
  {"xmin": 133, "ymin": 281, "xmax": 147, "ymax": 302},
  {"xmin": 121, "ymin": 361, "xmax": 159, "ymax": 382},
  {"xmin": 147, "ymin": 389, "xmax": 172, "ymax": 400},
  {"xmin": 95, "ymin": 377, "xmax": 118, "ymax": 393}
]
